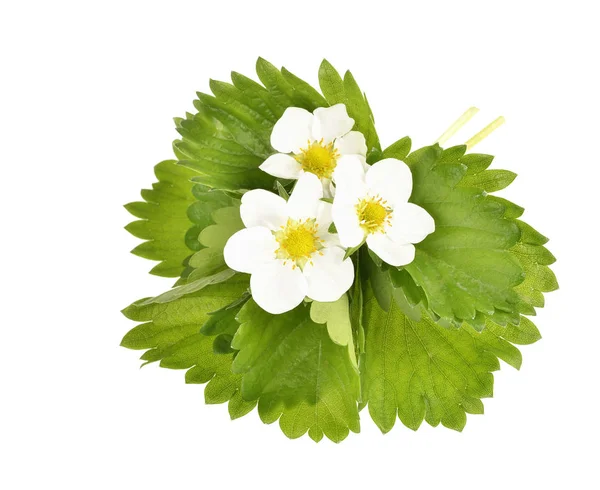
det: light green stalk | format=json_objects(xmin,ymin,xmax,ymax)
[{"xmin": 435, "ymin": 107, "xmax": 479, "ymax": 145}]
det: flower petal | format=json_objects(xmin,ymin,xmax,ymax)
[
  {"xmin": 304, "ymin": 247, "xmax": 354, "ymax": 302},
  {"xmin": 311, "ymin": 104, "xmax": 355, "ymax": 143},
  {"xmin": 388, "ymin": 202, "xmax": 435, "ymax": 244},
  {"xmin": 332, "ymin": 154, "xmax": 367, "ymax": 193},
  {"xmin": 286, "ymin": 172, "xmax": 323, "ymax": 220},
  {"xmin": 316, "ymin": 201, "xmax": 333, "ymax": 230},
  {"xmin": 259, "ymin": 153, "xmax": 303, "ymax": 179},
  {"xmin": 240, "ymin": 189, "xmax": 287, "ymax": 229},
  {"xmin": 332, "ymin": 201, "xmax": 364, "ymax": 248},
  {"xmin": 271, "ymin": 107, "xmax": 314, "ymax": 153},
  {"xmin": 250, "ymin": 261, "xmax": 308, "ymax": 314},
  {"xmin": 365, "ymin": 158, "xmax": 413, "ymax": 206},
  {"xmin": 320, "ymin": 232, "xmax": 342, "ymax": 248},
  {"xmin": 334, "ymin": 130, "xmax": 367, "ymax": 156},
  {"xmin": 367, "ymin": 233, "xmax": 415, "ymax": 266},
  {"xmin": 224, "ymin": 227, "xmax": 277, "ymax": 274}
]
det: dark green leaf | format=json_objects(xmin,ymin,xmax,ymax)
[
  {"xmin": 362, "ymin": 284, "xmax": 539, "ymax": 433},
  {"xmin": 232, "ymin": 300, "xmax": 360, "ymax": 443}
]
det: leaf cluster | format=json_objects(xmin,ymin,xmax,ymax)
[{"xmin": 122, "ymin": 59, "xmax": 557, "ymax": 442}]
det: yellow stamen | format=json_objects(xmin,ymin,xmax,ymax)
[
  {"xmin": 274, "ymin": 218, "xmax": 324, "ymax": 269},
  {"xmin": 294, "ymin": 139, "xmax": 339, "ymax": 179},
  {"xmin": 356, "ymin": 195, "xmax": 392, "ymax": 234}
]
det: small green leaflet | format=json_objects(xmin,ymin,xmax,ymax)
[
  {"xmin": 124, "ymin": 160, "xmax": 198, "ymax": 277},
  {"xmin": 310, "ymin": 295, "xmax": 358, "ymax": 369},
  {"xmin": 382, "ymin": 136, "xmax": 412, "ymax": 161},
  {"xmin": 186, "ymin": 206, "xmax": 244, "ymax": 281},
  {"xmin": 232, "ymin": 300, "xmax": 360, "ymax": 443}
]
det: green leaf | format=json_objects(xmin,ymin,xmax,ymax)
[
  {"xmin": 125, "ymin": 160, "xmax": 198, "ymax": 277},
  {"xmin": 343, "ymin": 71, "xmax": 380, "ymax": 153},
  {"xmin": 137, "ymin": 269, "xmax": 236, "ymax": 306},
  {"xmin": 389, "ymin": 268, "xmax": 426, "ymax": 307},
  {"xmin": 187, "ymin": 206, "xmax": 244, "ymax": 280},
  {"xmin": 256, "ymin": 58, "xmax": 328, "ymax": 113},
  {"xmin": 382, "ymin": 136, "xmax": 412, "ymax": 161},
  {"xmin": 404, "ymin": 145, "xmax": 524, "ymax": 326},
  {"xmin": 187, "ymin": 185, "xmax": 235, "ymax": 228},
  {"xmin": 232, "ymin": 300, "xmax": 360, "ymax": 443},
  {"xmin": 318, "ymin": 59, "xmax": 345, "ymax": 105},
  {"xmin": 439, "ymin": 145, "xmax": 467, "ymax": 164},
  {"xmin": 349, "ymin": 258, "xmax": 365, "ymax": 355},
  {"xmin": 195, "ymin": 93, "xmax": 273, "ymax": 158},
  {"xmin": 317, "ymin": 60, "xmax": 381, "ymax": 154},
  {"xmin": 362, "ymin": 283, "xmax": 539, "ymax": 433},
  {"xmin": 174, "ymin": 109, "xmax": 273, "ymax": 191},
  {"xmin": 213, "ymin": 334, "xmax": 235, "ymax": 354},
  {"xmin": 343, "ymin": 240, "xmax": 365, "ymax": 260},
  {"xmin": 361, "ymin": 247, "xmax": 393, "ymax": 311},
  {"xmin": 121, "ymin": 275, "xmax": 254, "ymax": 413},
  {"xmin": 175, "ymin": 58, "xmax": 336, "ymax": 193},
  {"xmin": 510, "ymin": 221, "xmax": 558, "ymax": 312},
  {"xmin": 488, "ymin": 196, "xmax": 524, "ymax": 218},
  {"xmin": 310, "ymin": 295, "xmax": 358, "ymax": 369},
  {"xmin": 201, "ymin": 293, "xmax": 250, "ymax": 336},
  {"xmin": 276, "ymin": 181, "xmax": 289, "ymax": 200},
  {"xmin": 459, "ymin": 153, "xmax": 494, "ymax": 176},
  {"xmin": 281, "ymin": 67, "xmax": 329, "ymax": 110}
]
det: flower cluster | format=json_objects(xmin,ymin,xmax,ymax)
[{"xmin": 224, "ymin": 104, "xmax": 435, "ymax": 314}]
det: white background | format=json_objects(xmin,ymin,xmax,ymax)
[{"xmin": 1, "ymin": 1, "xmax": 598, "ymax": 488}]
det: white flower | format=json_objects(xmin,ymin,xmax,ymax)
[
  {"xmin": 259, "ymin": 104, "xmax": 367, "ymax": 194},
  {"xmin": 332, "ymin": 156, "xmax": 435, "ymax": 267},
  {"xmin": 224, "ymin": 173, "xmax": 354, "ymax": 314}
]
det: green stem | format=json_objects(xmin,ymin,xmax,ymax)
[
  {"xmin": 465, "ymin": 116, "xmax": 506, "ymax": 150},
  {"xmin": 435, "ymin": 107, "xmax": 479, "ymax": 145}
]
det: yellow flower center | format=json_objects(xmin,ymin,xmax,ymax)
[
  {"xmin": 356, "ymin": 196, "xmax": 392, "ymax": 234},
  {"xmin": 274, "ymin": 218, "xmax": 324, "ymax": 269},
  {"xmin": 294, "ymin": 139, "xmax": 339, "ymax": 179}
]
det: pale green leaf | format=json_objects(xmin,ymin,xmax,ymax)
[
  {"xmin": 310, "ymin": 295, "xmax": 358, "ymax": 369},
  {"xmin": 125, "ymin": 160, "xmax": 198, "ymax": 277},
  {"xmin": 121, "ymin": 275, "xmax": 253, "ymax": 413},
  {"xmin": 187, "ymin": 206, "xmax": 244, "ymax": 280}
]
